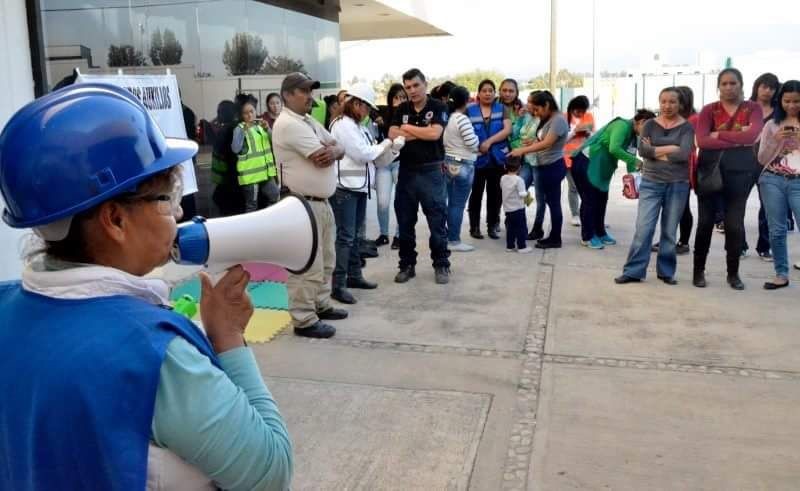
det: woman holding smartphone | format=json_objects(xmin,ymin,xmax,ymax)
[{"xmin": 757, "ymin": 80, "xmax": 800, "ymax": 289}]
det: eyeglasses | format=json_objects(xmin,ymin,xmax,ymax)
[{"xmin": 118, "ymin": 179, "xmax": 183, "ymax": 216}]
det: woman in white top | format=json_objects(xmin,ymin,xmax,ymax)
[
  {"xmin": 443, "ymin": 86, "xmax": 480, "ymax": 251},
  {"xmin": 328, "ymin": 83, "xmax": 400, "ymax": 304}
]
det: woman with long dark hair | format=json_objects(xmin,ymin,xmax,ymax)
[
  {"xmin": 746, "ymin": 72, "xmax": 783, "ymax": 260},
  {"xmin": 443, "ymin": 85, "xmax": 480, "ymax": 251},
  {"xmin": 467, "ymin": 79, "xmax": 512, "ymax": 240},
  {"xmin": 374, "ymin": 83, "xmax": 407, "ymax": 249},
  {"xmin": 756, "ymin": 80, "xmax": 800, "ymax": 289},
  {"xmin": 499, "ymin": 79, "xmax": 522, "ymax": 148},
  {"xmin": 615, "ymin": 87, "xmax": 694, "ymax": 285},
  {"xmin": 261, "ymin": 92, "xmax": 282, "ymax": 130},
  {"xmin": 509, "ymin": 91, "xmax": 569, "ymax": 248},
  {"xmin": 563, "ymin": 95, "xmax": 594, "ymax": 226},
  {"xmin": 569, "ymin": 109, "xmax": 655, "ymax": 249},
  {"xmin": 693, "ymin": 68, "xmax": 764, "ymax": 290}
]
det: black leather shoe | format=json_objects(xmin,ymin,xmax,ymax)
[
  {"xmin": 331, "ymin": 288, "xmax": 357, "ymax": 304},
  {"xmin": 527, "ymin": 229, "xmax": 544, "ymax": 241},
  {"xmin": 347, "ymin": 277, "xmax": 378, "ymax": 289},
  {"xmin": 657, "ymin": 275, "xmax": 678, "ymax": 285},
  {"xmin": 487, "ymin": 229, "xmax": 500, "ymax": 240},
  {"xmin": 614, "ymin": 275, "xmax": 641, "ymax": 284},
  {"xmin": 362, "ymin": 239, "xmax": 377, "ymax": 249},
  {"xmin": 434, "ymin": 267, "xmax": 450, "ymax": 285},
  {"xmin": 676, "ymin": 243, "xmax": 691, "ymax": 255},
  {"xmin": 470, "ymin": 228, "xmax": 484, "ymax": 239},
  {"xmin": 375, "ymin": 235, "xmax": 390, "ymax": 247},
  {"xmin": 317, "ymin": 306, "xmax": 348, "ymax": 320},
  {"xmin": 391, "ymin": 237, "xmax": 400, "ymax": 250},
  {"xmin": 727, "ymin": 274, "xmax": 745, "ymax": 290},
  {"xmin": 764, "ymin": 280, "xmax": 789, "ymax": 290},
  {"xmin": 394, "ymin": 266, "xmax": 416, "ymax": 283},
  {"xmin": 693, "ymin": 271, "xmax": 707, "ymax": 288},
  {"xmin": 294, "ymin": 321, "xmax": 336, "ymax": 338},
  {"xmin": 535, "ymin": 239, "xmax": 562, "ymax": 249},
  {"xmin": 359, "ymin": 246, "xmax": 378, "ymax": 259}
]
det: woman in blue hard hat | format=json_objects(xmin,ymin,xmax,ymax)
[{"xmin": 0, "ymin": 84, "xmax": 292, "ymax": 490}]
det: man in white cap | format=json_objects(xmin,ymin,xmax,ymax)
[{"xmin": 272, "ymin": 72, "xmax": 346, "ymax": 338}]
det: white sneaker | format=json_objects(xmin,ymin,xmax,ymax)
[
  {"xmin": 794, "ymin": 262, "xmax": 800, "ymax": 271},
  {"xmin": 506, "ymin": 248, "xmax": 516, "ymax": 253},
  {"xmin": 518, "ymin": 247, "xmax": 534, "ymax": 254},
  {"xmin": 570, "ymin": 216, "xmax": 580, "ymax": 226},
  {"xmin": 448, "ymin": 241, "xmax": 475, "ymax": 252}
]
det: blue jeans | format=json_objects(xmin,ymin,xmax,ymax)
[
  {"xmin": 521, "ymin": 164, "xmax": 547, "ymax": 235},
  {"xmin": 395, "ymin": 164, "xmax": 451, "ymax": 269},
  {"xmin": 330, "ymin": 188, "xmax": 367, "ymax": 288},
  {"xmin": 445, "ymin": 158, "xmax": 475, "ymax": 242},
  {"xmin": 759, "ymin": 173, "xmax": 800, "ymax": 279},
  {"xmin": 375, "ymin": 160, "xmax": 399, "ymax": 237},
  {"xmin": 533, "ymin": 159, "xmax": 567, "ymax": 242},
  {"xmin": 622, "ymin": 178, "xmax": 690, "ymax": 279}
]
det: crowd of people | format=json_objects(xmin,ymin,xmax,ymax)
[
  {"xmin": 1, "ymin": 66, "xmax": 799, "ymax": 489},
  {"xmin": 207, "ymin": 67, "xmax": 800, "ymax": 341}
]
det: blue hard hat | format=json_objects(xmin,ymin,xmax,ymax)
[{"xmin": 0, "ymin": 83, "xmax": 198, "ymax": 228}]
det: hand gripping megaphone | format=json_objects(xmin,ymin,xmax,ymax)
[{"xmin": 170, "ymin": 193, "xmax": 318, "ymax": 274}]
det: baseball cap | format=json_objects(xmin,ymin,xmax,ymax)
[{"xmin": 281, "ymin": 72, "xmax": 321, "ymax": 93}]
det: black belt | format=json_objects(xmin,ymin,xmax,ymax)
[{"xmin": 303, "ymin": 195, "xmax": 328, "ymax": 202}]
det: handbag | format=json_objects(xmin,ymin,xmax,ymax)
[{"xmin": 695, "ymin": 102, "xmax": 746, "ymax": 196}]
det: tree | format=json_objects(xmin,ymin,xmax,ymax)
[
  {"xmin": 528, "ymin": 69, "xmax": 585, "ymax": 89},
  {"xmin": 262, "ymin": 54, "xmax": 304, "ymax": 75},
  {"xmin": 450, "ymin": 69, "xmax": 506, "ymax": 92},
  {"xmin": 372, "ymin": 73, "xmax": 400, "ymax": 101},
  {"xmin": 108, "ymin": 45, "xmax": 146, "ymax": 67},
  {"xmin": 149, "ymin": 30, "xmax": 163, "ymax": 65},
  {"xmin": 222, "ymin": 32, "xmax": 268, "ymax": 75},
  {"xmin": 160, "ymin": 29, "xmax": 183, "ymax": 65}
]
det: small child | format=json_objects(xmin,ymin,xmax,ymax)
[{"xmin": 501, "ymin": 156, "xmax": 533, "ymax": 253}]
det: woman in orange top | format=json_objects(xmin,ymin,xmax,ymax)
[{"xmin": 563, "ymin": 96, "xmax": 594, "ymax": 226}]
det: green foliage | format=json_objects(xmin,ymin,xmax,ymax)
[
  {"xmin": 528, "ymin": 69, "xmax": 585, "ymax": 89},
  {"xmin": 160, "ymin": 29, "xmax": 183, "ymax": 65},
  {"xmin": 223, "ymin": 32, "xmax": 304, "ymax": 76},
  {"xmin": 223, "ymin": 33, "xmax": 268, "ymax": 75},
  {"xmin": 107, "ymin": 45, "xmax": 146, "ymax": 67}
]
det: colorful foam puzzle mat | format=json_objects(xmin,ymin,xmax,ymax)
[{"xmin": 169, "ymin": 265, "xmax": 291, "ymax": 343}]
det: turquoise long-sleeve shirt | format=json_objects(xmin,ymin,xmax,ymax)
[{"xmin": 151, "ymin": 339, "xmax": 293, "ymax": 491}]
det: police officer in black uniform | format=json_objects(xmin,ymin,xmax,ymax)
[{"xmin": 389, "ymin": 68, "xmax": 452, "ymax": 285}]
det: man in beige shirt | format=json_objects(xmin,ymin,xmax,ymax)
[{"xmin": 272, "ymin": 72, "xmax": 346, "ymax": 338}]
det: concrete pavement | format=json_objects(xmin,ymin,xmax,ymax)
[{"xmin": 194, "ymin": 157, "xmax": 800, "ymax": 490}]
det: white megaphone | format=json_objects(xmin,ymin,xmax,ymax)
[{"xmin": 170, "ymin": 193, "xmax": 318, "ymax": 275}]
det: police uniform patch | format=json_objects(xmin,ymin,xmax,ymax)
[
  {"xmin": 425, "ymin": 111, "xmax": 433, "ymax": 121},
  {"xmin": 402, "ymin": 115, "xmax": 409, "ymax": 124}
]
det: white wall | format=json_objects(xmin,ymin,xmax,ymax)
[{"xmin": 0, "ymin": 0, "xmax": 35, "ymax": 280}]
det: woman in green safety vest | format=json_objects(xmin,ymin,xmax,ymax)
[{"xmin": 232, "ymin": 100, "xmax": 280, "ymax": 212}]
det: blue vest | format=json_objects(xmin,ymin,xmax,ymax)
[
  {"xmin": 466, "ymin": 101, "xmax": 509, "ymax": 168},
  {"xmin": 0, "ymin": 281, "xmax": 220, "ymax": 491}
]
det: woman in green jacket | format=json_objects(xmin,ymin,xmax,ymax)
[{"xmin": 569, "ymin": 109, "xmax": 655, "ymax": 248}]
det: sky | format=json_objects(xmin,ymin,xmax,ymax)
[{"xmin": 341, "ymin": 0, "xmax": 800, "ymax": 85}]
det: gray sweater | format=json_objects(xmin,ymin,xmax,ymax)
[{"xmin": 638, "ymin": 119, "xmax": 694, "ymax": 183}]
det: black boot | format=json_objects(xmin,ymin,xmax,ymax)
[
  {"xmin": 693, "ymin": 270, "xmax": 707, "ymax": 288},
  {"xmin": 727, "ymin": 274, "xmax": 745, "ymax": 290},
  {"xmin": 470, "ymin": 227, "xmax": 484, "ymax": 239},
  {"xmin": 331, "ymin": 288, "xmax": 357, "ymax": 304}
]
